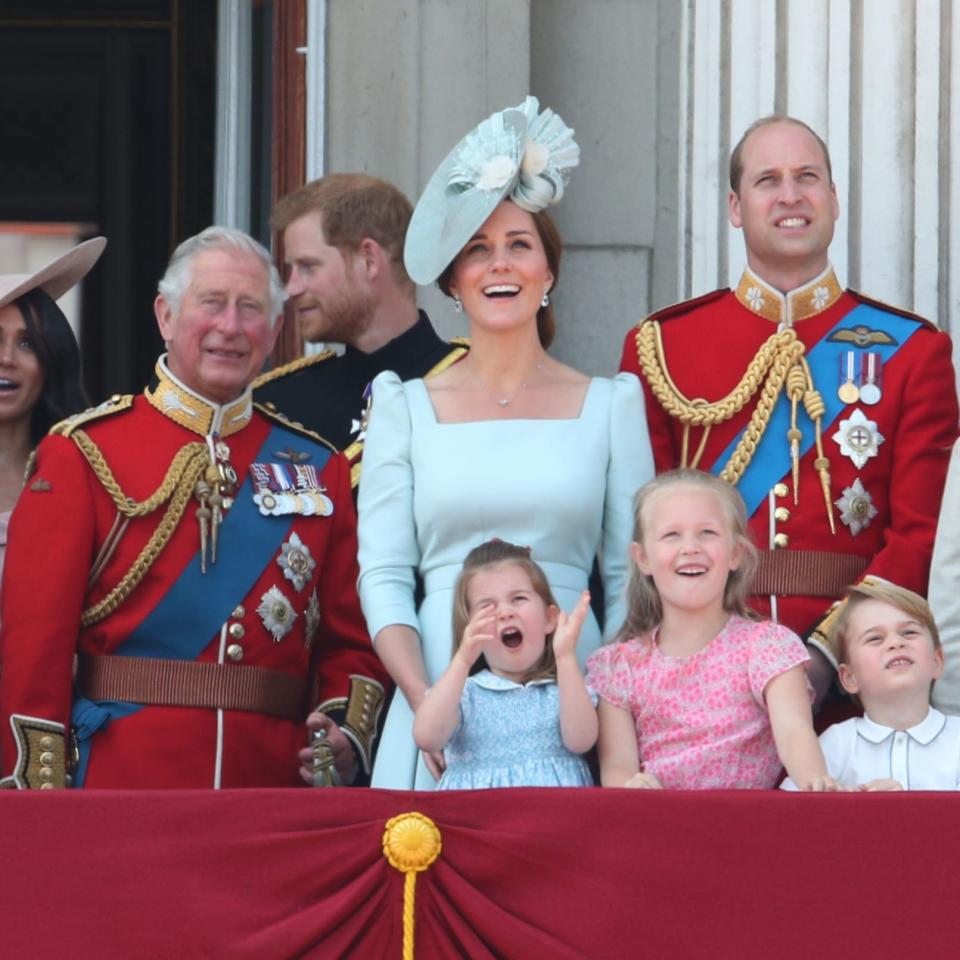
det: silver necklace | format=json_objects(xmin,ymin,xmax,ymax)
[{"xmin": 486, "ymin": 361, "xmax": 544, "ymax": 406}]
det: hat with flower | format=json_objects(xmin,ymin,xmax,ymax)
[{"xmin": 403, "ymin": 97, "xmax": 579, "ymax": 286}]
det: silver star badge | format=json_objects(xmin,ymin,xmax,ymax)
[
  {"xmin": 277, "ymin": 532, "xmax": 316, "ymax": 592},
  {"xmin": 832, "ymin": 408, "xmax": 884, "ymax": 469},
  {"xmin": 834, "ymin": 478, "xmax": 878, "ymax": 536},
  {"xmin": 257, "ymin": 585, "xmax": 297, "ymax": 642}
]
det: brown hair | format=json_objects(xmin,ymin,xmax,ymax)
[
  {"xmin": 831, "ymin": 580, "xmax": 941, "ymax": 666},
  {"xmin": 436, "ymin": 203, "xmax": 562, "ymax": 348},
  {"xmin": 729, "ymin": 115, "xmax": 834, "ymax": 194},
  {"xmin": 272, "ymin": 173, "xmax": 414, "ymax": 290},
  {"xmin": 452, "ymin": 539, "xmax": 560, "ymax": 683},
  {"xmin": 616, "ymin": 469, "xmax": 759, "ymax": 642}
]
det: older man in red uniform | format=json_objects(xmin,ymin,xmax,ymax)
[
  {"xmin": 0, "ymin": 226, "xmax": 389, "ymax": 789},
  {"xmin": 621, "ymin": 117, "xmax": 958, "ymax": 696}
]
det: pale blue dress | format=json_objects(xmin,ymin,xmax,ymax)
[
  {"xmin": 437, "ymin": 671, "xmax": 597, "ymax": 789},
  {"xmin": 358, "ymin": 370, "xmax": 654, "ymax": 789}
]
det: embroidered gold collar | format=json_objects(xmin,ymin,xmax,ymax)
[
  {"xmin": 145, "ymin": 356, "xmax": 253, "ymax": 438},
  {"xmin": 734, "ymin": 265, "xmax": 843, "ymax": 327}
]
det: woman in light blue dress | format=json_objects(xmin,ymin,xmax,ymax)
[{"xmin": 357, "ymin": 97, "xmax": 654, "ymax": 789}]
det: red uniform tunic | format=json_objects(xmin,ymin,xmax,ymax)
[
  {"xmin": 621, "ymin": 267, "xmax": 958, "ymax": 661},
  {"xmin": 0, "ymin": 360, "xmax": 389, "ymax": 788}
]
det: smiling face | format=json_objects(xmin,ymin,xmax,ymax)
[
  {"xmin": 728, "ymin": 120, "xmax": 839, "ymax": 288},
  {"xmin": 838, "ymin": 599, "xmax": 943, "ymax": 704},
  {"xmin": 465, "ymin": 561, "xmax": 559, "ymax": 683},
  {"xmin": 633, "ymin": 485, "xmax": 741, "ymax": 620},
  {"xmin": 282, "ymin": 211, "xmax": 375, "ymax": 345},
  {"xmin": 155, "ymin": 246, "xmax": 279, "ymax": 404},
  {"xmin": 447, "ymin": 201, "xmax": 553, "ymax": 339},
  {"xmin": 0, "ymin": 303, "xmax": 45, "ymax": 428}
]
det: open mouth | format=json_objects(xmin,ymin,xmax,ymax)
[
  {"xmin": 775, "ymin": 216, "xmax": 810, "ymax": 228},
  {"xmin": 886, "ymin": 656, "xmax": 914, "ymax": 669},
  {"xmin": 0, "ymin": 379, "xmax": 21, "ymax": 392},
  {"xmin": 500, "ymin": 627, "xmax": 523, "ymax": 649},
  {"xmin": 483, "ymin": 284, "xmax": 520, "ymax": 299},
  {"xmin": 676, "ymin": 564, "xmax": 707, "ymax": 577}
]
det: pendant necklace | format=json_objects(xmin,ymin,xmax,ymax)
[{"xmin": 487, "ymin": 361, "xmax": 544, "ymax": 406}]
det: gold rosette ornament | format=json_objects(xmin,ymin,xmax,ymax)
[{"xmin": 382, "ymin": 812, "xmax": 442, "ymax": 960}]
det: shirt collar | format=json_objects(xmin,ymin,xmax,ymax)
[
  {"xmin": 469, "ymin": 669, "xmax": 553, "ymax": 691},
  {"xmin": 733, "ymin": 264, "xmax": 843, "ymax": 327},
  {"xmin": 857, "ymin": 707, "xmax": 947, "ymax": 745},
  {"xmin": 144, "ymin": 355, "xmax": 253, "ymax": 438},
  {"xmin": 342, "ymin": 310, "xmax": 444, "ymax": 370}
]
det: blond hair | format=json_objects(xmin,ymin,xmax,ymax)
[
  {"xmin": 617, "ymin": 469, "xmax": 759, "ymax": 642},
  {"xmin": 831, "ymin": 580, "xmax": 941, "ymax": 665},
  {"xmin": 452, "ymin": 539, "xmax": 559, "ymax": 683}
]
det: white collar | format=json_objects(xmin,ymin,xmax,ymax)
[
  {"xmin": 856, "ymin": 707, "xmax": 947, "ymax": 745},
  {"xmin": 469, "ymin": 669, "xmax": 553, "ymax": 691}
]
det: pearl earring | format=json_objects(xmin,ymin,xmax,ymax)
[
  {"xmin": 454, "ymin": 295, "xmax": 463, "ymax": 313},
  {"xmin": 541, "ymin": 291, "xmax": 550, "ymax": 309}
]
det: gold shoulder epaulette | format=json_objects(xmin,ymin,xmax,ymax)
[
  {"xmin": 425, "ymin": 340, "xmax": 470, "ymax": 379},
  {"xmin": 51, "ymin": 394, "xmax": 135, "ymax": 437},
  {"xmin": 251, "ymin": 349, "xmax": 337, "ymax": 389},
  {"xmin": 642, "ymin": 288, "xmax": 730, "ymax": 327},
  {"xmin": 847, "ymin": 289, "xmax": 939, "ymax": 330},
  {"xmin": 253, "ymin": 402, "xmax": 338, "ymax": 453}
]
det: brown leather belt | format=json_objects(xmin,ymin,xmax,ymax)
[
  {"xmin": 76, "ymin": 654, "xmax": 309, "ymax": 721},
  {"xmin": 753, "ymin": 550, "xmax": 869, "ymax": 598}
]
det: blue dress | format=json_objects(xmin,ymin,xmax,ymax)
[
  {"xmin": 438, "ymin": 671, "xmax": 596, "ymax": 789},
  {"xmin": 357, "ymin": 370, "xmax": 654, "ymax": 789}
]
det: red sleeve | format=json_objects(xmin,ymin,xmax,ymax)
[
  {"xmin": 0, "ymin": 435, "xmax": 96, "ymax": 772},
  {"xmin": 619, "ymin": 324, "xmax": 681, "ymax": 473}
]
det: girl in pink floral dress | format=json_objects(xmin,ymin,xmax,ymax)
[{"xmin": 586, "ymin": 469, "xmax": 840, "ymax": 790}]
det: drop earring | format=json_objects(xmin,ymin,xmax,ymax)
[
  {"xmin": 454, "ymin": 295, "xmax": 463, "ymax": 313},
  {"xmin": 541, "ymin": 291, "xmax": 550, "ymax": 308}
]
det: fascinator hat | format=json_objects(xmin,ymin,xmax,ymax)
[
  {"xmin": 0, "ymin": 237, "xmax": 107, "ymax": 310},
  {"xmin": 404, "ymin": 96, "xmax": 580, "ymax": 286}
]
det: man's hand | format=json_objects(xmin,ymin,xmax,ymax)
[{"xmin": 298, "ymin": 710, "xmax": 357, "ymax": 786}]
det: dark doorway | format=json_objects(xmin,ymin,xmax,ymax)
[{"xmin": 0, "ymin": 1, "xmax": 217, "ymax": 401}]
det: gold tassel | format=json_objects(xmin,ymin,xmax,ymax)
[{"xmin": 383, "ymin": 813, "xmax": 442, "ymax": 960}]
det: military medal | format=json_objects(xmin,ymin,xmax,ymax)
[
  {"xmin": 278, "ymin": 531, "xmax": 316, "ymax": 592},
  {"xmin": 837, "ymin": 351, "xmax": 860, "ymax": 404},
  {"xmin": 860, "ymin": 353, "xmax": 882, "ymax": 405},
  {"xmin": 257, "ymin": 585, "xmax": 297, "ymax": 641},
  {"xmin": 250, "ymin": 458, "xmax": 334, "ymax": 517},
  {"xmin": 832, "ymin": 408, "xmax": 885, "ymax": 469},
  {"xmin": 834, "ymin": 478, "xmax": 878, "ymax": 535}
]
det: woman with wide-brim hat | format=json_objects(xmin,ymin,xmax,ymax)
[
  {"xmin": 0, "ymin": 237, "xmax": 105, "ymax": 578},
  {"xmin": 356, "ymin": 98, "xmax": 654, "ymax": 789}
]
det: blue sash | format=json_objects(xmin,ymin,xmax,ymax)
[
  {"xmin": 72, "ymin": 424, "xmax": 331, "ymax": 785},
  {"xmin": 710, "ymin": 303, "xmax": 922, "ymax": 515}
]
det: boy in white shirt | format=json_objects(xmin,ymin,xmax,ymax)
[{"xmin": 784, "ymin": 579, "xmax": 960, "ymax": 791}]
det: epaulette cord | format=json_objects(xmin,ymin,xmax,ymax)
[
  {"xmin": 251, "ymin": 349, "xmax": 337, "ymax": 389},
  {"xmin": 252, "ymin": 402, "xmax": 338, "ymax": 453},
  {"xmin": 50, "ymin": 394, "xmax": 135, "ymax": 437},
  {"xmin": 847, "ymin": 289, "xmax": 940, "ymax": 330}
]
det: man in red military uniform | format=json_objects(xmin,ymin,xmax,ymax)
[
  {"xmin": 621, "ymin": 116, "xmax": 958, "ymax": 698},
  {"xmin": 0, "ymin": 226, "xmax": 389, "ymax": 789}
]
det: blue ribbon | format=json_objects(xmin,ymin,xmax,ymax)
[{"xmin": 710, "ymin": 303, "xmax": 922, "ymax": 515}]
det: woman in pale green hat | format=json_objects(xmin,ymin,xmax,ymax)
[{"xmin": 357, "ymin": 97, "xmax": 654, "ymax": 789}]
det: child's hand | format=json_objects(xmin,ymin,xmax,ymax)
[
  {"xmin": 553, "ymin": 590, "xmax": 591, "ymax": 662},
  {"xmin": 802, "ymin": 774, "xmax": 847, "ymax": 792},
  {"xmin": 624, "ymin": 767, "xmax": 663, "ymax": 789},
  {"xmin": 457, "ymin": 605, "xmax": 496, "ymax": 669},
  {"xmin": 856, "ymin": 778, "xmax": 904, "ymax": 792}
]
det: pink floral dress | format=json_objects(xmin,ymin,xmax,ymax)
[{"xmin": 586, "ymin": 615, "xmax": 810, "ymax": 789}]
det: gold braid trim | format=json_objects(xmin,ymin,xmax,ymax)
[
  {"xmin": 70, "ymin": 430, "xmax": 210, "ymax": 627},
  {"xmin": 636, "ymin": 320, "xmax": 805, "ymax": 483}
]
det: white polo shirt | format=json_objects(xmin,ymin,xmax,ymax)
[{"xmin": 781, "ymin": 708, "xmax": 960, "ymax": 790}]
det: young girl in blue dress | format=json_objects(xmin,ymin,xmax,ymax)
[{"xmin": 413, "ymin": 539, "xmax": 598, "ymax": 788}]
